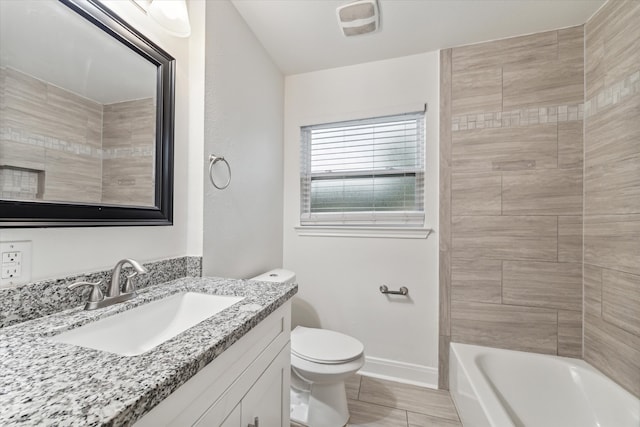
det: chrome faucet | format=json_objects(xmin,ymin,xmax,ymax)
[
  {"xmin": 68, "ymin": 258, "xmax": 148, "ymax": 310},
  {"xmin": 107, "ymin": 258, "xmax": 148, "ymax": 298}
]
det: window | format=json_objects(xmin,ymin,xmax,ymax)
[{"xmin": 300, "ymin": 111, "xmax": 425, "ymax": 227}]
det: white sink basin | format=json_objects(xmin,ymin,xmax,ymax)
[{"xmin": 51, "ymin": 292, "xmax": 245, "ymax": 356}]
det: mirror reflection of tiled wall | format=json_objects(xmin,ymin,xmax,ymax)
[{"xmin": 0, "ymin": 66, "xmax": 155, "ymax": 206}]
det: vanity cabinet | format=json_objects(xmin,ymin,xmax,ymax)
[{"xmin": 136, "ymin": 302, "xmax": 291, "ymax": 427}]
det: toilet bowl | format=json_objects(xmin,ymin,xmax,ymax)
[{"xmin": 250, "ymin": 269, "xmax": 365, "ymax": 427}]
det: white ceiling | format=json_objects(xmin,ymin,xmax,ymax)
[{"xmin": 231, "ymin": 0, "xmax": 605, "ymax": 75}]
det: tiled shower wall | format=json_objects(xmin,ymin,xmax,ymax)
[
  {"xmin": 439, "ymin": 27, "xmax": 584, "ymax": 388},
  {"xmin": 583, "ymin": 0, "xmax": 640, "ymax": 398},
  {"xmin": 0, "ymin": 66, "xmax": 103, "ymax": 203},
  {"xmin": 102, "ymin": 98, "xmax": 156, "ymax": 206},
  {"xmin": 0, "ymin": 67, "xmax": 155, "ymax": 205}
]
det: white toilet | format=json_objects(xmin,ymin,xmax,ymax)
[{"xmin": 250, "ymin": 269, "xmax": 365, "ymax": 427}]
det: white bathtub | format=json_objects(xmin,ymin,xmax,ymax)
[{"xmin": 449, "ymin": 342, "xmax": 640, "ymax": 427}]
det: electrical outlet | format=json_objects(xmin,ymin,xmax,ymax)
[{"xmin": 0, "ymin": 241, "xmax": 31, "ymax": 287}]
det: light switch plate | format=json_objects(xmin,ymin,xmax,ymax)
[{"xmin": 0, "ymin": 241, "xmax": 32, "ymax": 287}]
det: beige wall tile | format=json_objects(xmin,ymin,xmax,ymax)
[
  {"xmin": 43, "ymin": 150, "xmax": 102, "ymax": 203},
  {"xmin": 452, "ymin": 31, "xmax": 557, "ymax": 72},
  {"xmin": 359, "ymin": 377, "xmax": 459, "ymax": 421},
  {"xmin": 584, "ymin": 312, "xmax": 640, "ymax": 398},
  {"xmin": 584, "ymin": 214, "xmax": 640, "ymax": 276},
  {"xmin": 584, "ymin": 264, "xmax": 603, "ymax": 316},
  {"xmin": 439, "ymin": 49, "xmax": 453, "ymax": 371},
  {"xmin": 558, "ymin": 26, "xmax": 584, "ymax": 61},
  {"xmin": 602, "ymin": 269, "xmax": 640, "ymax": 337},
  {"xmin": 558, "ymin": 216, "xmax": 583, "ymax": 263},
  {"xmin": 451, "ymin": 172, "xmax": 501, "ymax": 216},
  {"xmin": 0, "ymin": 140, "xmax": 45, "ymax": 171},
  {"xmin": 452, "ymin": 216, "xmax": 557, "ymax": 261},
  {"xmin": 451, "ymin": 301, "xmax": 558, "ymax": 354},
  {"xmin": 502, "ymin": 261, "xmax": 582, "ymax": 311},
  {"xmin": 347, "ymin": 399, "xmax": 408, "ymax": 427},
  {"xmin": 585, "ymin": 93, "xmax": 640, "ymax": 216},
  {"xmin": 452, "ymin": 125, "xmax": 557, "ymax": 173},
  {"xmin": 601, "ymin": 0, "xmax": 640, "ymax": 87},
  {"xmin": 451, "ymin": 259, "xmax": 502, "ymax": 304},
  {"xmin": 452, "ymin": 68, "xmax": 502, "ymax": 116},
  {"xmin": 407, "ymin": 412, "xmax": 461, "ymax": 427},
  {"xmin": 558, "ymin": 309, "xmax": 582, "ymax": 358},
  {"xmin": 502, "ymin": 169, "xmax": 583, "ymax": 215},
  {"xmin": 558, "ymin": 121, "xmax": 583, "ymax": 169},
  {"xmin": 503, "ymin": 58, "xmax": 584, "ymax": 109},
  {"xmin": 438, "ymin": 335, "xmax": 450, "ymax": 390},
  {"xmin": 585, "ymin": 2, "xmax": 607, "ymax": 99}
]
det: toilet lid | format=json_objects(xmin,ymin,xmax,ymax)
[{"xmin": 291, "ymin": 326, "xmax": 364, "ymax": 364}]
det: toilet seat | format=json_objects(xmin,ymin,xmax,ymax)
[{"xmin": 291, "ymin": 326, "xmax": 364, "ymax": 364}]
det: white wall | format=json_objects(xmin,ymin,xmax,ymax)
[
  {"xmin": 283, "ymin": 52, "xmax": 440, "ymax": 387},
  {"xmin": 0, "ymin": 0, "xmax": 205, "ymax": 281},
  {"xmin": 202, "ymin": 1, "xmax": 284, "ymax": 279}
]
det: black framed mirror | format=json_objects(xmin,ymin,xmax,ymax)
[{"xmin": 0, "ymin": 0, "xmax": 174, "ymax": 227}]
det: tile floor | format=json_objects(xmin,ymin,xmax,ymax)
[{"xmin": 293, "ymin": 375, "xmax": 462, "ymax": 427}]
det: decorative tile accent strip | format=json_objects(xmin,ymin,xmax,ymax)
[
  {"xmin": 0, "ymin": 127, "xmax": 155, "ymax": 160},
  {"xmin": 584, "ymin": 69, "xmax": 640, "ymax": 118},
  {"xmin": 0, "ymin": 126, "xmax": 103, "ymax": 158},
  {"xmin": 452, "ymin": 103, "xmax": 584, "ymax": 132},
  {"xmin": 0, "ymin": 256, "xmax": 203, "ymax": 328}
]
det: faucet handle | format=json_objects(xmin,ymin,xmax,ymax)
[
  {"xmin": 68, "ymin": 280, "xmax": 105, "ymax": 303},
  {"xmin": 123, "ymin": 272, "xmax": 139, "ymax": 294}
]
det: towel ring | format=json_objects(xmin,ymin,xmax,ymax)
[{"xmin": 208, "ymin": 154, "xmax": 231, "ymax": 190}]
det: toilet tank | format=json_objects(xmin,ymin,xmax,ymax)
[{"xmin": 249, "ymin": 269, "xmax": 296, "ymax": 284}]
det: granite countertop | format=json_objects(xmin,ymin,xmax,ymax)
[{"xmin": 0, "ymin": 277, "xmax": 297, "ymax": 426}]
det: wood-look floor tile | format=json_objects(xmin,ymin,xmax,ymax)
[
  {"xmin": 346, "ymin": 374, "xmax": 362, "ymax": 400},
  {"xmin": 407, "ymin": 412, "xmax": 461, "ymax": 427},
  {"xmin": 358, "ymin": 377, "xmax": 459, "ymax": 421},
  {"xmin": 347, "ymin": 399, "xmax": 408, "ymax": 427}
]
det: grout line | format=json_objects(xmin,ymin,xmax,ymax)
[{"xmin": 356, "ymin": 375, "xmax": 362, "ymax": 400}]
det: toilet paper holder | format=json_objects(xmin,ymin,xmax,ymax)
[{"xmin": 379, "ymin": 285, "xmax": 408, "ymax": 296}]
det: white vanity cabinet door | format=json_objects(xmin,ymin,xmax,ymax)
[
  {"xmin": 135, "ymin": 302, "xmax": 291, "ymax": 427},
  {"xmin": 241, "ymin": 343, "xmax": 290, "ymax": 427}
]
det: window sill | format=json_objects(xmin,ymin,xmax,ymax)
[{"xmin": 294, "ymin": 226, "xmax": 433, "ymax": 239}]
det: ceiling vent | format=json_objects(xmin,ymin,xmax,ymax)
[{"xmin": 336, "ymin": 0, "xmax": 380, "ymax": 37}]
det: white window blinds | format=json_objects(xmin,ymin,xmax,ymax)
[{"xmin": 300, "ymin": 111, "xmax": 425, "ymax": 226}]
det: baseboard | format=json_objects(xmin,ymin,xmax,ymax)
[{"xmin": 358, "ymin": 356, "xmax": 439, "ymax": 389}]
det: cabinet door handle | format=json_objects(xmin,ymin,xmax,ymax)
[{"xmin": 248, "ymin": 416, "xmax": 259, "ymax": 427}]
